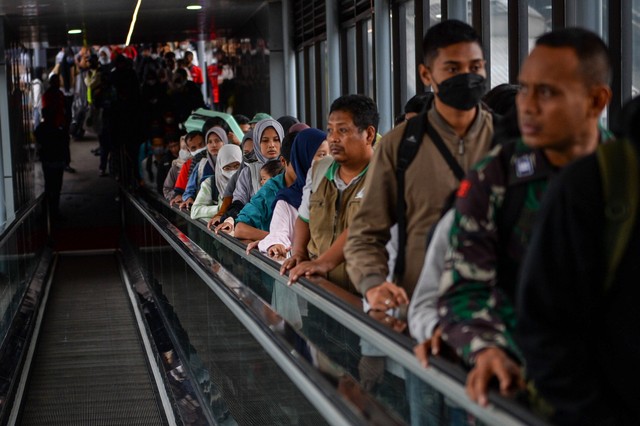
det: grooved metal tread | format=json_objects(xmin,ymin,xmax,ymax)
[{"xmin": 19, "ymin": 254, "xmax": 166, "ymax": 425}]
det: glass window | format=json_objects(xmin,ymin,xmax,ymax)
[
  {"xmin": 307, "ymin": 45, "xmax": 318, "ymax": 128},
  {"xmin": 528, "ymin": 0, "xmax": 552, "ymax": 50},
  {"xmin": 364, "ymin": 19, "xmax": 374, "ymax": 100},
  {"xmin": 490, "ymin": 0, "xmax": 509, "ymax": 86},
  {"xmin": 430, "ymin": 0, "xmax": 442, "ymax": 25},
  {"xmin": 633, "ymin": 0, "xmax": 640, "ymax": 97},
  {"xmin": 446, "ymin": 0, "xmax": 471, "ymax": 23},
  {"xmin": 319, "ymin": 40, "xmax": 328, "ymax": 129},
  {"xmin": 398, "ymin": 1, "xmax": 416, "ymax": 108},
  {"xmin": 346, "ymin": 25, "xmax": 357, "ymax": 94},
  {"xmin": 296, "ymin": 50, "xmax": 306, "ymax": 124}
]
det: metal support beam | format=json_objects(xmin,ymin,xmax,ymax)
[
  {"xmin": 609, "ymin": 0, "xmax": 633, "ymax": 118},
  {"xmin": 574, "ymin": 0, "xmax": 602, "ymax": 34},
  {"xmin": 374, "ymin": 0, "xmax": 392, "ymax": 134},
  {"xmin": 392, "ymin": 1, "xmax": 403, "ymax": 115},
  {"xmin": 282, "ymin": 0, "xmax": 297, "ymax": 117},
  {"xmin": 196, "ymin": 39, "xmax": 207, "ymax": 104},
  {"xmin": 326, "ymin": 0, "xmax": 341, "ymax": 107},
  {"xmin": 0, "ymin": 19, "xmax": 11, "ymax": 225},
  {"xmin": 268, "ymin": 1, "xmax": 286, "ymax": 118},
  {"xmin": 551, "ymin": 0, "xmax": 566, "ymax": 29},
  {"xmin": 415, "ymin": 0, "xmax": 426, "ymax": 93},
  {"xmin": 447, "ymin": 0, "xmax": 469, "ymax": 22}
]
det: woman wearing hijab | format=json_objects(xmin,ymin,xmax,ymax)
[
  {"xmin": 207, "ymin": 129, "xmax": 255, "ymax": 228},
  {"xmin": 179, "ymin": 127, "xmax": 227, "ymax": 210},
  {"xmin": 215, "ymin": 130, "xmax": 295, "ymax": 239},
  {"xmin": 191, "ymin": 144, "xmax": 242, "ymax": 221},
  {"xmin": 218, "ymin": 118, "xmax": 283, "ymax": 221},
  {"xmin": 254, "ymin": 128, "xmax": 328, "ymax": 260}
]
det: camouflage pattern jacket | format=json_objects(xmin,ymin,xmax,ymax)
[{"xmin": 437, "ymin": 139, "xmax": 556, "ymax": 365}]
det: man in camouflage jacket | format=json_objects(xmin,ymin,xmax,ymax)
[{"xmin": 436, "ymin": 27, "xmax": 613, "ymax": 406}]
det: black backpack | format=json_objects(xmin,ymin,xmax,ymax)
[{"xmin": 393, "ymin": 107, "xmax": 509, "ymax": 282}]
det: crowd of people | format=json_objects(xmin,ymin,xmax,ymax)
[{"xmin": 34, "ymin": 21, "xmax": 639, "ymax": 425}]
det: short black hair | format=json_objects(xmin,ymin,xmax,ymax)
[
  {"xmin": 482, "ymin": 83, "xmax": 519, "ymax": 116},
  {"xmin": 234, "ymin": 114, "xmax": 250, "ymax": 125},
  {"xmin": 404, "ymin": 92, "xmax": 434, "ymax": 115},
  {"xmin": 277, "ymin": 115, "xmax": 300, "ymax": 135},
  {"xmin": 186, "ymin": 130, "xmax": 204, "ymax": 143},
  {"xmin": 280, "ymin": 131, "xmax": 297, "ymax": 163},
  {"xmin": 422, "ymin": 19, "xmax": 482, "ymax": 66},
  {"xmin": 260, "ymin": 160, "xmax": 284, "ymax": 178},
  {"xmin": 329, "ymin": 94, "xmax": 379, "ymax": 134},
  {"xmin": 202, "ymin": 117, "xmax": 230, "ymax": 135},
  {"xmin": 536, "ymin": 27, "xmax": 611, "ymax": 86}
]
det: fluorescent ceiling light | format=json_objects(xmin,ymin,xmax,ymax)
[
  {"xmin": 125, "ymin": 0, "xmax": 142, "ymax": 46},
  {"xmin": 186, "ymin": 5, "xmax": 202, "ymax": 10},
  {"xmin": 67, "ymin": 29, "xmax": 82, "ymax": 34}
]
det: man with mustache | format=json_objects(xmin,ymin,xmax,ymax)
[{"xmin": 281, "ymin": 94, "xmax": 378, "ymax": 293}]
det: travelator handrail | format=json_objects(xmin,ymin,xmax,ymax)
[
  {"xmin": 0, "ymin": 194, "xmax": 45, "ymax": 248},
  {"xmin": 124, "ymin": 191, "xmax": 406, "ymax": 425},
  {"xmin": 142, "ymin": 191, "xmax": 549, "ymax": 426}
]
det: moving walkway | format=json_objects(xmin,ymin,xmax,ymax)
[{"xmin": 0, "ymin": 192, "xmax": 547, "ymax": 425}]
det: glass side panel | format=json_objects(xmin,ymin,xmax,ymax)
[
  {"xmin": 0, "ymin": 202, "xmax": 46, "ymax": 344},
  {"xmin": 143, "ymin": 198, "xmax": 492, "ymax": 425},
  {"xmin": 125, "ymin": 200, "xmax": 329, "ymax": 425}
]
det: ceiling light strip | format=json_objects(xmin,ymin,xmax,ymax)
[{"xmin": 125, "ymin": 0, "xmax": 143, "ymax": 46}]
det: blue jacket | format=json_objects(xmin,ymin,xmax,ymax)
[{"xmin": 183, "ymin": 159, "xmax": 214, "ymax": 200}]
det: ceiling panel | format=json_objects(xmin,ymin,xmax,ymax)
[{"xmin": 0, "ymin": 0, "xmax": 267, "ymax": 47}]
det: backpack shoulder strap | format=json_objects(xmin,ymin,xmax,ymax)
[
  {"xmin": 424, "ymin": 119, "xmax": 465, "ymax": 181},
  {"xmin": 393, "ymin": 112, "xmax": 427, "ymax": 282},
  {"xmin": 597, "ymin": 139, "xmax": 639, "ymax": 291},
  {"xmin": 311, "ymin": 156, "xmax": 334, "ymax": 193}
]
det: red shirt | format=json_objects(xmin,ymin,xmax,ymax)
[
  {"xmin": 188, "ymin": 65, "xmax": 204, "ymax": 85},
  {"xmin": 174, "ymin": 158, "xmax": 193, "ymax": 192}
]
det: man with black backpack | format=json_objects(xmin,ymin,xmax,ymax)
[
  {"xmin": 436, "ymin": 28, "xmax": 613, "ymax": 407},
  {"xmin": 514, "ymin": 96, "xmax": 639, "ymax": 425},
  {"xmin": 344, "ymin": 19, "xmax": 495, "ymax": 310}
]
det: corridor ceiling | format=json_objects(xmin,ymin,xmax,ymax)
[{"xmin": 0, "ymin": 0, "xmax": 267, "ymax": 47}]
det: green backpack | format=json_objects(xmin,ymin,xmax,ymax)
[{"xmin": 597, "ymin": 139, "xmax": 639, "ymax": 291}]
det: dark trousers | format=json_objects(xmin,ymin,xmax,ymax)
[{"xmin": 43, "ymin": 163, "xmax": 64, "ymax": 216}]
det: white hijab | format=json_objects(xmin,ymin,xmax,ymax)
[{"xmin": 215, "ymin": 145, "xmax": 242, "ymax": 197}]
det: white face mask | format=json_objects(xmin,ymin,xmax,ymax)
[
  {"xmin": 221, "ymin": 166, "xmax": 237, "ymax": 181},
  {"xmin": 178, "ymin": 148, "xmax": 191, "ymax": 161}
]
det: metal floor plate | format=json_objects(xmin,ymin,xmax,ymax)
[{"xmin": 19, "ymin": 254, "xmax": 166, "ymax": 425}]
